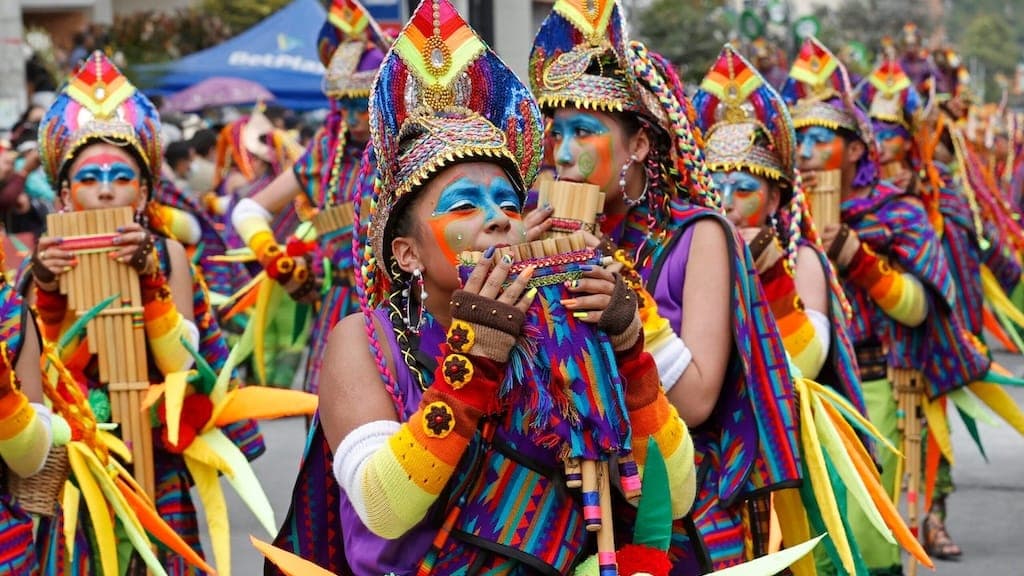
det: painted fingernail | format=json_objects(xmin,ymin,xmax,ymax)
[
  {"xmin": 543, "ymin": 202, "xmax": 553, "ymax": 210},
  {"xmin": 520, "ymin": 265, "xmax": 536, "ymax": 280},
  {"xmin": 108, "ymin": 253, "xmax": 117, "ymax": 259},
  {"xmin": 501, "ymin": 254, "xmax": 513, "ymax": 265},
  {"xmin": 111, "ymin": 236, "xmax": 121, "ymax": 244},
  {"xmin": 63, "ymin": 266, "xmax": 72, "ymax": 273},
  {"xmin": 526, "ymin": 287, "xmax": 538, "ymax": 300},
  {"xmin": 573, "ymin": 312, "xmax": 589, "ymax": 319},
  {"xmin": 565, "ymin": 279, "xmax": 579, "ymax": 289},
  {"xmin": 483, "ymin": 245, "xmax": 496, "ymax": 259},
  {"xmin": 561, "ymin": 298, "xmax": 578, "ymax": 307},
  {"xmin": 116, "ymin": 226, "xmax": 125, "ymax": 233},
  {"xmin": 53, "ymin": 237, "xmax": 63, "ymax": 244}
]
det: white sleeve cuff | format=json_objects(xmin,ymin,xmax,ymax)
[
  {"xmin": 230, "ymin": 197, "xmax": 273, "ymax": 243},
  {"xmin": 806, "ymin": 308, "xmax": 832, "ymax": 358},
  {"xmin": 332, "ymin": 420, "xmax": 402, "ymax": 523},
  {"xmin": 651, "ymin": 335, "xmax": 692, "ymax": 393}
]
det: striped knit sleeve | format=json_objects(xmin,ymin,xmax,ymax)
[
  {"xmin": 844, "ymin": 243, "xmax": 927, "ymax": 327},
  {"xmin": 760, "ymin": 258, "xmax": 827, "ymax": 379}
]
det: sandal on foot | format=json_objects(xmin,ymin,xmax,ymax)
[{"xmin": 923, "ymin": 514, "xmax": 962, "ymax": 559}]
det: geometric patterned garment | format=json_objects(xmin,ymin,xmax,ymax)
[
  {"xmin": 841, "ymin": 180, "xmax": 990, "ymax": 397},
  {"xmin": 621, "ymin": 205, "xmax": 800, "ymax": 570}
]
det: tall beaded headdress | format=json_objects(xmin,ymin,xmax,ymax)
[
  {"xmin": 782, "ymin": 37, "xmax": 869, "ymax": 141},
  {"xmin": 530, "ymin": 0, "xmax": 717, "ymax": 210},
  {"xmin": 318, "ymin": 0, "xmax": 392, "ymax": 100},
  {"xmin": 365, "ymin": 0, "xmax": 544, "ymax": 277},
  {"xmin": 39, "ymin": 51, "xmax": 162, "ymax": 187},
  {"xmin": 694, "ymin": 44, "xmax": 795, "ymax": 190},
  {"xmin": 856, "ymin": 56, "xmax": 923, "ymax": 132}
]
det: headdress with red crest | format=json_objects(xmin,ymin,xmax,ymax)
[
  {"xmin": 782, "ymin": 37, "xmax": 869, "ymax": 141},
  {"xmin": 694, "ymin": 44, "xmax": 795, "ymax": 192},
  {"xmin": 39, "ymin": 51, "xmax": 162, "ymax": 187},
  {"xmin": 782, "ymin": 37, "xmax": 878, "ymax": 187},
  {"xmin": 363, "ymin": 0, "xmax": 544, "ymax": 279},
  {"xmin": 318, "ymin": 0, "xmax": 392, "ymax": 100},
  {"xmin": 856, "ymin": 56, "xmax": 924, "ymax": 134},
  {"xmin": 529, "ymin": 0, "xmax": 718, "ymax": 211}
]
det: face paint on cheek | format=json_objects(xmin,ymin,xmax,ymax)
[
  {"xmin": 818, "ymin": 138, "xmax": 845, "ymax": 171},
  {"xmin": 578, "ymin": 133, "xmax": 615, "ymax": 190},
  {"xmin": 428, "ymin": 212, "xmax": 477, "ymax": 265}
]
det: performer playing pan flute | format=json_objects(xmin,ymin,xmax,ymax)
[
  {"xmin": 32, "ymin": 51, "xmax": 265, "ymax": 575},
  {"xmin": 272, "ymin": 2, "xmax": 695, "ymax": 574},
  {"xmin": 783, "ymin": 38, "xmax": 977, "ymax": 576}
]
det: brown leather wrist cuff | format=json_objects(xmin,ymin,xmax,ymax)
[
  {"xmin": 30, "ymin": 252, "xmax": 56, "ymax": 285},
  {"xmin": 828, "ymin": 225, "xmax": 851, "ymax": 263}
]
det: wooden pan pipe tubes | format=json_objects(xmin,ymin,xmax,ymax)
[
  {"xmin": 459, "ymin": 232, "xmax": 638, "ymax": 568},
  {"xmin": 890, "ymin": 367, "xmax": 924, "ymax": 576},
  {"xmin": 536, "ymin": 180, "xmax": 605, "ymax": 237},
  {"xmin": 879, "ymin": 161, "xmax": 907, "ymax": 183},
  {"xmin": 45, "ymin": 206, "xmax": 155, "ymax": 498},
  {"xmin": 805, "ymin": 169, "xmax": 843, "ymax": 229}
]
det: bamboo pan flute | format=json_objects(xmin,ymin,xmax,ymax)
[
  {"xmin": 310, "ymin": 197, "xmax": 373, "ymax": 236},
  {"xmin": 536, "ymin": 180, "xmax": 605, "ymax": 237},
  {"xmin": 890, "ymin": 366, "xmax": 924, "ymax": 576},
  {"xmin": 46, "ymin": 206, "xmax": 155, "ymax": 498},
  {"xmin": 806, "ymin": 169, "xmax": 842, "ymax": 229},
  {"xmin": 879, "ymin": 161, "xmax": 906, "ymax": 182}
]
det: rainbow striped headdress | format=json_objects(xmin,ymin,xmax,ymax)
[
  {"xmin": 782, "ymin": 37, "xmax": 864, "ymax": 137},
  {"xmin": 367, "ymin": 0, "xmax": 544, "ymax": 276},
  {"xmin": 318, "ymin": 0, "xmax": 392, "ymax": 100},
  {"xmin": 694, "ymin": 44, "xmax": 795, "ymax": 189},
  {"xmin": 529, "ymin": 0, "xmax": 645, "ymax": 116},
  {"xmin": 856, "ymin": 56, "xmax": 923, "ymax": 131},
  {"xmin": 39, "ymin": 51, "xmax": 162, "ymax": 187}
]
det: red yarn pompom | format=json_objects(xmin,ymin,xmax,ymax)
[
  {"xmin": 161, "ymin": 424, "xmax": 197, "ymax": 454},
  {"xmin": 615, "ymin": 544, "xmax": 672, "ymax": 576}
]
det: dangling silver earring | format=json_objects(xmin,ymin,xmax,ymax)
[
  {"xmin": 620, "ymin": 154, "xmax": 648, "ymax": 207},
  {"xmin": 403, "ymin": 268, "xmax": 427, "ymax": 334},
  {"xmin": 768, "ymin": 213, "xmax": 779, "ymax": 233}
]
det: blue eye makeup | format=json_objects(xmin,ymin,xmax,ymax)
[
  {"xmin": 550, "ymin": 113, "xmax": 610, "ymax": 140},
  {"xmin": 434, "ymin": 176, "xmax": 522, "ymax": 221},
  {"xmin": 72, "ymin": 162, "xmax": 139, "ymax": 188}
]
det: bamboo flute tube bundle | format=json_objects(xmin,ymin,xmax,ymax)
[
  {"xmin": 890, "ymin": 367, "xmax": 924, "ymax": 576},
  {"xmin": 43, "ymin": 206, "xmax": 155, "ymax": 498},
  {"xmin": 879, "ymin": 161, "xmax": 906, "ymax": 183},
  {"xmin": 536, "ymin": 180, "xmax": 605, "ymax": 237},
  {"xmin": 805, "ymin": 169, "xmax": 842, "ymax": 229}
]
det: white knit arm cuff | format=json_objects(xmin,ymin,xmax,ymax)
[
  {"xmin": 806, "ymin": 308, "xmax": 832, "ymax": 358},
  {"xmin": 651, "ymin": 335, "xmax": 692, "ymax": 393},
  {"xmin": 230, "ymin": 197, "xmax": 273, "ymax": 245},
  {"xmin": 332, "ymin": 420, "xmax": 403, "ymax": 524}
]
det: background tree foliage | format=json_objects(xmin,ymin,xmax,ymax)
[
  {"xmin": 631, "ymin": 0, "xmax": 732, "ymax": 85},
  {"xmin": 198, "ymin": 0, "xmax": 292, "ymax": 34}
]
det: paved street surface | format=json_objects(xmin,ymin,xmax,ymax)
[{"xmin": 207, "ymin": 353, "xmax": 1024, "ymax": 575}]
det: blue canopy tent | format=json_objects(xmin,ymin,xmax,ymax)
[{"xmin": 136, "ymin": 0, "xmax": 329, "ymax": 110}]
